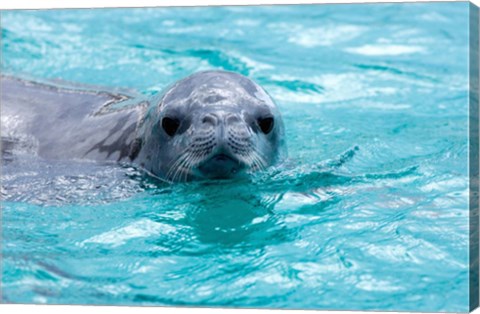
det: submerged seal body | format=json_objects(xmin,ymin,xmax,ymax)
[{"xmin": 1, "ymin": 70, "xmax": 286, "ymax": 181}]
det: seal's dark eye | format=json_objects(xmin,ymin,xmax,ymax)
[
  {"xmin": 162, "ymin": 117, "xmax": 180, "ymax": 136},
  {"xmin": 258, "ymin": 117, "xmax": 274, "ymax": 134}
]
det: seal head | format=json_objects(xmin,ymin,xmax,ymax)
[{"xmin": 135, "ymin": 70, "xmax": 286, "ymax": 181}]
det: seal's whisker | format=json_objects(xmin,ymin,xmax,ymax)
[
  {"xmin": 165, "ymin": 154, "xmax": 184, "ymax": 181},
  {"xmin": 171, "ymin": 158, "xmax": 184, "ymax": 182},
  {"xmin": 243, "ymin": 151, "xmax": 259, "ymax": 172},
  {"xmin": 176, "ymin": 146, "xmax": 205, "ymax": 182},
  {"xmin": 250, "ymin": 149, "xmax": 267, "ymax": 171},
  {"xmin": 181, "ymin": 149, "xmax": 200, "ymax": 182},
  {"xmin": 166, "ymin": 152, "xmax": 188, "ymax": 182},
  {"xmin": 255, "ymin": 147, "xmax": 268, "ymax": 167},
  {"xmin": 170, "ymin": 150, "xmax": 191, "ymax": 176},
  {"xmin": 250, "ymin": 153, "xmax": 262, "ymax": 172},
  {"xmin": 176, "ymin": 151, "xmax": 196, "ymax": 182},
  {"xmin": 249, "ymin": 154, "xmax": 259, "ymax": 171},
  {"xmin": 167, "ymin": 148, "xmax": 195, "ymax": 182}
]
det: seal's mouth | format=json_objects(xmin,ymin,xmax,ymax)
[
  {"xmin": 197, "ymin": 152, "xmax": 244, "ymax": 179},
  {"xmin": 211, "ymin": 153, "xmax": 235, "ymax": 162}
]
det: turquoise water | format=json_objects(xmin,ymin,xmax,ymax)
[{"xmin": 0, "ymin": 2, "xmax": 473, "ymax": 311}]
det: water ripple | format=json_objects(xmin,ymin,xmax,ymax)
[{"xmin": 1, "ymin": 2, "xmax": 472, "ymax": 311}]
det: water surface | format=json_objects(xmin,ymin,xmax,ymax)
[{"xmin": 0, "ymin": 2, "xmax": 472, "ymax": 311}]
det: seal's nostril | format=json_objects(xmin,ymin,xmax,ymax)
[
  {"xmin": 226, "ymin": 114, "xmax": 241, "ymax": 124},
  {"xmin": 202, "ymin": 114, "xmax": 217, "ymax": 126}
]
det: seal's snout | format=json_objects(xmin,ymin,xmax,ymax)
[
  {"xmin": 201, "ymin": 113, "xmax": 218, "ymax": 127},
  {"xmin": 193, "ymin": 111, "xmax": 253, "ymax": 179},
  {"xmin": 199, "ymin": 111, "xmax": 250, "ymax": 151},
  {"xmin": 200, "ymin": 112, "xmax": 242, "ymax": 129}
]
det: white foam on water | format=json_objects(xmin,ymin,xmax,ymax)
[
  {"xmin": 419, "ymin": 12, "xmax": 449, "ymax": 22},
  {"xmin": 162, "ymin": 20, "xmax": 176, "ymax": 27},
  {"xmin": 289, "ymin": 25, "xmax": 366, "ymax": 48},
  {"xmin": 345, "ymin": 44, "xmax": 425, "ymax": 56},
  {"xmin": 269, "ymin": 72, "xmax": 374, "ymax": 104},
  {"xmin": 420, "ymin": 177, "xmax": 467, "ymax": 193},
  {"xmin": 234, "ymin": 54, "xmax": 274, "ymax": 73},
  {"xmin": 274, "ymin": 191, "xmax": 321, "ymax": 213},
  {"xmin": 166, "ymin": 26, "xmax": 203, "ymax": 34},
  {"xmin": 2, "ymin": 14, "xmax": 53, "ymax": 33},
  {"xmin": 233, "ymin": 19, "xmax": 260, "ymax": 27},
  {"xmin": 356, "ymin": 274, "xmax": 403, "ymax": 292},
  {"xmin": 81, "ymin": 219, "xmax": 175, "ymax": 247},
  {"xmin": 358, "ymin": 102, "xmax": 412, "ymax": 110},
  {"xmin": 98, "ymin": 284, "xmax": 132, "ymax": 296}
]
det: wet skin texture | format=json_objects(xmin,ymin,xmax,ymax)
[{"xmin": 1, "ymin": 71, "xmax": 286, "ymax": 181}]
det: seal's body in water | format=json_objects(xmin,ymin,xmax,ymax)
[
  {"xmin": 1, "ymin": 76, "xmax": 144, "ymax": 163},
  {"xmin": 1, "ymin": 71, "xmax": 286, "ymax": 181}
]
